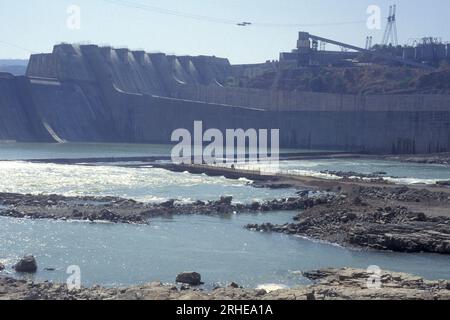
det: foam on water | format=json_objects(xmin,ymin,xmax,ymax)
[
  {"xmin": 1, "ymin": 143, "xmax": 449, "ymax": 287},
  {"xmin": 235, "ymin": 159, "xmax": 450, "ymax": 185},
  {"xmin": 0, "ymin": 161, "xmax": 295, "ymax": 203},
  {"xmin": 256, "ymin": 284, "xmax": 289, "ymax": 292}
]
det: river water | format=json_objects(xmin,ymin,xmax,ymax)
[{"xmin": 0, "ymin": 143, "xmax": 449, "ymax": 288}]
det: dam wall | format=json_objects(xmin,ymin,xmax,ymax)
[
  {"xmin": 0, "ymin": 73, "xmax": 53, "ymax": 142},
  {"xmin": 170, "ymin": 83, "xmax": 450, "ymax": 112},
  {"xmin": 0, "ymin": 43, "xmax": 448, "ymax": 154},
  {"xmin": 168, "ymin": 81, "xmax": 450, "ymax": 153},
  {"xmin": 27, "ymin": 44, "xmax": 233, "ymax": 96}
]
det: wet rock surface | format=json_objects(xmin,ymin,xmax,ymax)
[
  {"xmin": 387, "ymin": 153, "xmax": 450, "ymax": 165},
  {"xmin": 1, "ymin": 166, "xmax": 450, "ymax": 255},
  {"xmin": 13, "ymin": 255, "xmax": 38, "ymax": 273},
  {"xmin": 246, "ymin": 185, "xmax": 450, "ymax": 254},
  {"xmin": 0, "ymin": 192, "xmax": 334, "ymax": 224},
  {"xmin": 0, "ymin": 268, "xmax": 448, "ymax": 300},
  {"xmin": 176, "ymin": 272, "xmax": 202, "ymax": 286},
  {"xmin": 436, "ymin": 180, "xmax": 450, "ymax": 187},
  {"xmin": 354, "ymin": 185, "xmax": 450, "ymax": 203}
]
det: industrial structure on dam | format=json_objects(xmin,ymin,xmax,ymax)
[
  {"xmin": 281, "ymin": 6, "xmax": 450, "ymax": 69},
  {"xmin": 0, "ymin": 29, "xmax": 449, "ymax": 154},
  {"xmin": 280, "ymin": 33, "xmax": 450, "ymax": 69}
]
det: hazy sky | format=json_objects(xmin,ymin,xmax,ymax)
[{"xmin": 0, "ymin": 0, "xmax": 449, "ymax": 63}]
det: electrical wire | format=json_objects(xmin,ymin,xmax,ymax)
[
  {"xmin": 103, "ymin": 0, "xmax": 238, "ymax": 25},
  {"xmin": 0, "ymin": 40, "xmax": 36, "ymax": 54},
  {"xmin": 102, "ymin": 0, "xmax": 369, "ymax": 28}
]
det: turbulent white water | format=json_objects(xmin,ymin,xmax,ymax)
[
  {"xmin": 0, "ymin": 161, "xmax": 295, "ymax": 203},
  {"xmin": 1, "ymin": 143, "xmax": 449, "ymax": 288},
  {"xmin": 232, "ymin": 159, "xmax": 450, "ymax": 185}
]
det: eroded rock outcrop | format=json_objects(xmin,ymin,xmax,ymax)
[
  {"xmin": 0, "ymin": 268, "xmax": 448, "ymax": 300},
  {"xmin": 0, "ymin": 192, "xmax": 335, "ymax": 224},
  {"xmin": 246, "ymin": 185, "xmax": 450, "ymax": 254}
]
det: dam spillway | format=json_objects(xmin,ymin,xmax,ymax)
[{"xmin": 0, "ymin": 43, "xmax": 449, "ymax": 154}]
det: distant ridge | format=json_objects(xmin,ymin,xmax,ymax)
[{"xmin": 0, "ymin": 59, "xmax": 28, "ymax": 76}]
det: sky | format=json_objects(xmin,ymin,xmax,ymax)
[{"xmin": 0, "ymin": 0, "xmax": 449, "ymax": 64}]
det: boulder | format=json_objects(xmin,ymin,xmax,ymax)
[
  {"xmin": 176, "ymin": 272, "xmax": 202, "ymax": 286},
  {"xmin": 254, "ymin": 289, "xmax": 267, "ymax": 297},
  {"xmin": 100, "ymin": 209, "xmax": 120, "ymax": 222},
  {"xmin": 250, "ymin": 202, "xmax": 260, "ymax": 210},
  {"xmin": 72, "ymin": 209, "xmax": 83, "ymax": 218},
  {"xmin": 194, "ymin": 200, "xmax": 206, "ymax": 206},
  {"xmin": 217, "ymin": 196, "xmax": 233, "ymax": 205},
  {"xmin": 14, "ymin": 255, "xmax": 38, "ymax": 273},
  {"xmin": 160, "ymin": 199, "xmax": 176, "ymax": 208},
  {"xmin": 0, "ymin": 262, "xmax": 4, "ymax": 271}
]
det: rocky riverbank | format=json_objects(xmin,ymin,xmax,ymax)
[
  {"xmin": 1, "ymin": 268, "xmax": 448, "ymax": 300},
  {"xmin": 2, "ymin": 161, "xmax": 450, "ymax": 254},
  {"xmin": 246, "ymin": 185, "xmax": 450, "ymax": 254},
  {"xmin": 386, "ymin": 152, "xmax": 450, "ymax": 165},
  {"xmin": 0, "ymin": 191, "xmax": 335, "ymax": 224},
  {"xmin": 2, "ymin": 181, "xmax": 450, "ymax": 255}
]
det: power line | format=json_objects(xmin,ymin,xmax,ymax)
[
  {"xmin": 103, "ymin": 0, "xmax": 237, "ymax": 25},
  {"xmin": 102, "ymin": 0, "xmax": 370, "ymax": 28},
  {"xmin": 0, "ymin": 40, "xmax": 36, "ymax": 54}
]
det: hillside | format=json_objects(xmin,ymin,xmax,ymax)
[
  {"xmin": 233, "ymin": 64, "xmax": 450, "ymax": 95},
  {"xmin": 0, "ymin": 59, "xmax": 28, "ymax": 76}
]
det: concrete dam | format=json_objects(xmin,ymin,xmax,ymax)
[{"xmin": 0, "ymin": 43, "xmax": 449, "ymax": 154}]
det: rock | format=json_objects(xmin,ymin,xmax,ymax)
[
  {"xmin": 250, "ymin": 202, "xmax": 260, "ymax": 210},
  {"xmin": 409, "ymin": 212, "xmax": 427, "ymax": 222},
  {"xmin": 0, "ymin": 267, "xmax": 449, "ymax": 300},
  {"xmin": 160, "ymin": 199, "xmax": 176, "ymax": 208},
  {"xmin": 93, "ymin": 209, "xmax": 120, "ymax": 222},
  {"xmin": 436, "ymin": 180, "xmax": 450, "ymax": 187},
  {"xmin": 306, "ymin": 291, "xmax": 316, "ymax": 300},
  {"xmin": 347, "ymin": 212, "xmax": 357, "ymax": 220},
  {"xmin": 352, "ymin": 196, "xmax": 363, "ymax": 205},
  {"xmin": 72, "ymin": 210, "xmax": 82, "ymax": 218},
  {"xmin": 254, "ymin": 289, "xmax": 267, "ymax": 297},
  {"xmin": 218, "ymin": 196, "xmax": 233, "ymax": 205},
  {"xmin": 228, "ymin": 282, "xmax": 240, "ymax": 289},
  {"xmin": 303, "ymin": 270, "xmax": 328, "ymax": 280},
  {"xmin": 0, "ymin": 262, "xmax": 4, "ymax": 271},
  {"xmin": 176, "ymin": 272, "xmax": 202, "ymax": 286},
  {"xmin": 14, "ymin": 255, "xmax": 38, "ymax": 273}
]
